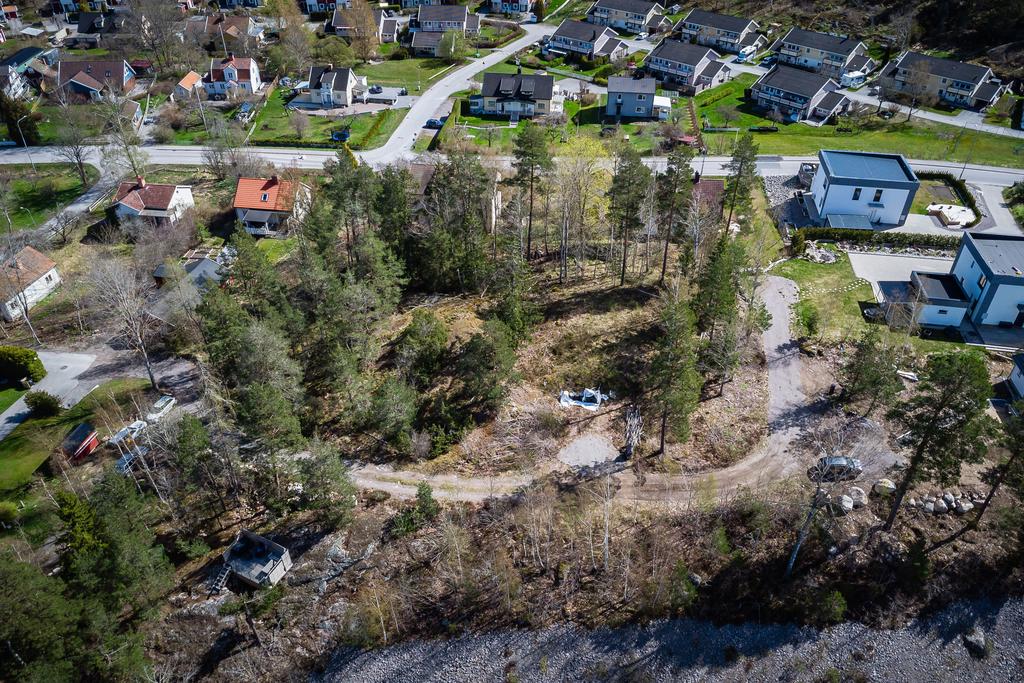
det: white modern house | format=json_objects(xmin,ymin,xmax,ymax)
[
  {"xmin": 804, "ymin": 150, "xmax": 920, "ymax": 228},
  {"xmin": 0, "ymin": 246, "xmax": 61, "ymax": 322}
]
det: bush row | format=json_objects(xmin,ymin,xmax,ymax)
[
  {"xmin": 916, "ymin": 171, "xmax": 981, "ymax": 227},
  {"xmin": 0, "ymin": 346, "xmax": 45, "ymax": 383},
  {"xmin": 251, "ymin": 139, "xmax": 347, "ymax": 149},
  {"xmin": 798, "ymin": 227, "xmax": 960, "ymax": 250}
]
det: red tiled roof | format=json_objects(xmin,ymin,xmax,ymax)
[
  {"xmin": 206, "ymin": 55, "xmax": 255, "ymax": 84},
  {"xmin": 114, "ymin": 179, "xmax": 177, "ymax": 211},
  {"xmin": 232, "ymin": 177, "xmax": 297, "ymax": 212},
  {"xmin": 176, "ymin": 70, "xmax": 201, "ymax": 90}
]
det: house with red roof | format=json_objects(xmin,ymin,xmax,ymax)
[
  {"xmin": 57, "ymin": 58, "xmax": 135, "ymax": 100},
  {"xmin": 203, "ymin": 53, "xmax": 262, "ymax": 99},
  {"xmin": 113, "ymin": 177, "xmax": 195, "ymax": 227},
  {"xmin": 173, "ymin": 70, "xmax": 202, "ymax": 101},
  {"xmin": 0, "ymin": 246, "xmax": 61, "ymax": 322},
  {"xmin": 233, "ymin": 176, "xmax": 311, "ymax": 236}
]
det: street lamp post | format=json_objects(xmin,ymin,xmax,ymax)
[
  {"xmin": 20, "ymin": 207, "xmax": 37, "ymax": 227},
  {"xmin": 15, "ymin": 115, "xmax": 35, "ymax": 173}
]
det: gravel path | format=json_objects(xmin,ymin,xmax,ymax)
[{"xmin": 315, "ymin": 597, "xmax": 1024, "ymax": 682}]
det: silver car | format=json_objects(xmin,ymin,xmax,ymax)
[{"xmin": 807, "ymin": 456, "xmax": 863, "ymax": 482}]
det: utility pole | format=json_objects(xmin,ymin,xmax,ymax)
[{"xmin": 15, "ymin": 116, "xmax": 35, "ymax": 171}]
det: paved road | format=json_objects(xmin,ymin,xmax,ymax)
[{"xmin": 0, "ymin": 350, "xmax": 96, "ymax": 441}]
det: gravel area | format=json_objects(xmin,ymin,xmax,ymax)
[
  {"xmin": 557, "ymin": 434, "xmax": 618, "ymax": 467},
  {"xmin": 315, "ymin": 597, "xmax": 1024, "ymax": 682}
]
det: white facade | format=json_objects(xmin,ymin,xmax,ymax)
[
  {"xmin": 915, "ymin": 303, "xmax": 966, "ymax": 327},
  {"xmin": 2, "ymin": 267, "xmax": 60, "ymax": 321},
  {"xmin": 810, "ymin": 170, "xmax": 913, "ymax": 226},
  {"xmin": 204, "ymin": 59, "xmax": 262, "ymax": 97},
  {"xmin": 115, "ymin": 186, "xmax": 195, "ymax": 224}
]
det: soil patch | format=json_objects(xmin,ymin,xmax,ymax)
[{"xmin": 557, "ymin": 433, "xmax": 618, "ymax": 467}]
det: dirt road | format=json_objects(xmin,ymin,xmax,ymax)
[{"xmin": 350, "ymin": 277, "xmax": 811, "ymax": 502}]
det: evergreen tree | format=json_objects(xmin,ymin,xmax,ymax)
[
  {"xmin": 370, "ymin": 374, "xmax": 418, "ymax": 452},
  {"xmin": 395, "ymin": 308, "xmax": 449, "ymax": 388},
  {"xmin": 0, "ymin": 93, "xmax": 40, "ymax": 146},
  {"xmin": 656, "ymin": 147, "xmax": 695, "ymax": 286},
  {"xmin": 608, "ymin": 145, "xmax": 652, "ymax": 286},
  {"xmin": 296, "ymin": 437, "xmax": 356, "ymax": 523},
  {"xmin": 238, "ymin": 382, "xmax": 306, "ymax": 451},
  {"xmin": 374, "ymin": 164, "xmax": 414, "ymax": 260},
  {"xmin": 723, "ymin": 133, "xmax": 758, "ymax": 230},
  {"xmin": 492, "ymin": 252, "xmax": 540, "ymax": 346},
  {"xmin": 652, "ymin": 288, "xmax": 702, "ymax": 452},
  {"xmin": 228, "ymin": 229, "xmax": 299, "ymax": 333},
  {"xmin": 839, "ymin": 327, "xmax": 904, "ymax": 415},
  {"xmin": 352, "ymin": 229, "xmax": 407, "ymax": 314},
  {"xmin": 512, "ymin": 121, "xmax": 553, "ymax": 259},
  {"xmin": 692, "ymin": 235, "xmax": 739, "ymax": 340},
  {"xmin": 884, "ymin": 350, "xmax": 996, "ymax": 530},
  {"xmin": 457, "ymin": 318, "xmax": 518, "ymax": 415}
]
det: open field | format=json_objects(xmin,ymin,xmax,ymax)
[
  {"xmin": 248, "ymin": 90, "xmax": 409, "ymax": 149},
  {"xmin": 356, "ymin": 57, "xmax": 458, "ymax": 91}
]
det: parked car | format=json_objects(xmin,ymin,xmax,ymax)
[
  {"xmin": 146, "ymin": 395, "xmax": 176, "ymax": 422},
  {"xmin": 332, "ymin": 129, "xmax": 351, "ymax": 142},
  {"xmin": 115, "ymin": 446, "xmax": 149, "ymax": 475},
  {"xmin": 760, "ymin": 55, "xmax": 777, "ymax": 67},
  {"xmin": 636, "ymin": 32, "xmax": 648, "ymax": 40},
  {"xmin": 108, "ymin": 420, "xmax": 147, "ymax": 447},
  {"xmin": 398, "ymin": 87, "xmax": 408, "ymax": 96},
  {"xmin": 807, "ymin": 456, "xmax": 863, "ymax": 482},
  {"xmin": 424, "ymin": 118, "xmax": 444, "ymax": 129},
  {"xmin": 369, "ymin": 84, "xmax": 383, "ymax": 94}
]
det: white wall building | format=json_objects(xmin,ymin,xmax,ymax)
[
  {"xmin": 806, "ymin": 149, "xmax": 919, "ymax": 228},
  {"xmin": 0, "ymin": 246, "xmax": 61, "ymax": 322}
]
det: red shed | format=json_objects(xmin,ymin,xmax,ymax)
[{"xmin": 62, "ymin": 423, "xmax": 99, "ymax": 461}]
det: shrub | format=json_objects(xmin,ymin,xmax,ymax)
[
  {"xmin": 818, "ymin": 589, "xmax": 847, "ymax": 624},
  {"xmin": 916, "ymin": 171, "xmax": 980, "ymax": 227},
  {"xmin": 389, "ymin": 47, "xmax": 409, "ymax": 60},
  {"xmin": 24, "ymin": 391, "xmax": 61, "ymax": 417},
  {"xmin": 0, "ymin": 346, "xmax": 45, "ymax": 383},
  {"xmin": 797, "ymin": 227, "xmax": 959, "ymax": 250},
  {"xmin": 151, "ymin": 125, "xmax": 175, "ymax": 144},
  {"xmin": 791, "ymin": 229, "xmax": 806, "ymax": 256},
  {"xmin": 0, "ymin": 501, "xmax": 18, "ymax": 524}
]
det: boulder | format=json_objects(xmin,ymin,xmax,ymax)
[
  {"xmin": 833, "ymin": 495, "xmax": 854, "ymax": 516},
  {"xmin": 873, "ymin": 479, "xmax": 897, "ymax": 496},
  {"xmin": 943, "ymin": 492, "xmax": 955, "ymax": 506},
  {"xmin": 848, "ymin": 487, "xmax": 867, "ymax": 508},
  {"xmin": 908, "ymin": 498, "xmax": 918, "ymax": 508},
  {"xmin": 955, "ymin": 500, "xmax": 975, "ymax": 515},
  {"xmin": 924, "ymin": 501, "xmax": 935, "ymax": 513},
  {"xmin": 963, "ymin": 626, "xmax": 989, "ymax": 658},
  {"xmin": 933, "ymin": 499, "xmax": 949, "ymax": 514}
]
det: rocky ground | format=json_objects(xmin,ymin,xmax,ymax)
[{"xmin": 315, "ymin": 596, "xmax": 1024, "ymax": 682}]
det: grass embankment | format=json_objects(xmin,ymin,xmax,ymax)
[
  {"xmin": 0, "ymin": 164, "xmax": 99, "ymax": 231},
  {"xmin": 0, "ymin": 378, "xmax": 150, "ymax": 492}
]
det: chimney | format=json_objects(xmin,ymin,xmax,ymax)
[
  {"xmin": 326, "ymin": 63, "xmax": 333, "ymax": 72},
  {"xmin": 136, "ymin": 175, "xmax": 145, "ymax": 187},
  {"xmin": 227, "ymin": 51, "xmax": 235, "ymax": 61},
  {"xmin": 270, "ymin": 175, "xmax": 279, "ymax": 184}
]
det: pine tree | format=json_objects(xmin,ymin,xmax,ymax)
[
  {"xmin": 608, "ymin": 145, "xmax": 652, "ymax": 286},
  {"xmin": 512, "ymin": 121, "xmax": 553, "ymax": 259},
  {"xmin": 656, "ymin": 146, "xmax": 695, "ymax": 286},
  {"xmin": 723, "ymin": 133, "xmax": 758, "ymax": 230},
  {"xmin": 652, "ymin": 287, "xmax": 702, "ymax": 452},
  {"xmin": 692, "ymin": 234, "xmax": 738, "ymax": 340},
  {"xmin": 374, "ymin": 164, "xmax": 414, "ymax": 260},
  {"xmin": 839, "ymin": 327, "xmax": 904, "ymax": 416},
  {"xmin": 0, "ymin": 93, "xmax": 39, "ymax": 146}
]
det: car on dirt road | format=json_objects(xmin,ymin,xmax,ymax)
[
  {"xmin": 146, "ymin": 395, "xmax": 176, "ymax": 422},
  {"xmin": 808, "ymin": 456, "xmax": 863, "ymax": 483}
]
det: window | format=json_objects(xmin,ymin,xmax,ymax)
[
  {"xmin": 260, "ymin": 193, "xmax": 269, "ymax": 202},
  {"xmin": 637, "ymin": 94, "xmax": 646, "ymax": 100},
  {"xmin": 978, "ymin": 274, "xmax": 987, "ymax": 288},
  {"xmin": 635, "ymin": 106, "xmax": 644, "ymax": 112},
  {"xmin": 873, "ymin": 189, "xmax": 883, "ymax": 202},
  {"xmin": 105, "ymin": 70, "xmax": 112, "ymax": 78},
  {"xmin": 852, "ymin": 188, "xmax": 861, "ymax": 200},
  {"xmin": 938, "ymin": 309, "xmax": 948, "ymax": 315}
]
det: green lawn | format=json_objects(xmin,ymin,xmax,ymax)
[
  {"xmin": 910, "ymin": 178, "xmax": 960, "ymax": 214},
  {"xmin": 985, "ymin": 94, "xmax": 1021, "ymax": 128},
  {"xmin": 0, "ymin": 164, "xmax": 99, "ymax": 231},
  {"xmin": 355, "ymin": 57, "xmax": 457, "ymax": 92},
  {"xmin": 348, "ymin": 108, "xmax": 409, "ymax": 150},
  {"xmin": 0, "ymin": 386, "xmax": 25, "ymax": 414},
  {"xmin": 256, "ymin": 237, "xmax": 298, "ymax": 263},
  {"xmin": 0, "ymin": 378, "xmax": 151, "ymax": 492},
  {"xmin": 248, "ymin": 90, "xmax": 408, "ymax": 149},
  {"xmin": 472, "ymin": 61, "xmax": 539, "ymax": 82},
  {"xmin": 694, "ymin": 74, "xmax": 1024, "ymax": 168}
]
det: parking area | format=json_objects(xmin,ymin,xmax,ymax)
[{"xmin": 847, "ymin": 251, "xmax": 955, "ymax": 299}]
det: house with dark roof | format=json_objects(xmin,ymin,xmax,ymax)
[
  {"xmin": 150, "ymin": 255, "xmax": 226, "ymax": 323},
  {"xmin": 233, "ymin": 176, "xmax": 312, "ymax": 236},
  {"xmin": 0, "ymin": 246, "xmax": 60, "ymax": 322},
  {"xmin": 113, "ymin": 177, "xmax": 195, "ymax": 226},
  {"xmin": 326, "ymin": 8, "xmax": 396, "ymax": 43},
  {"xmin": 586, "ymin": 0, "xmax": 664, "ymax": 34},
  {"xmin": 547, "ymin": 19, "xmax": 626, "ymax": 61},
  {"xmin": 413, "ymin": 4, "xmax": 479, "ymax": 33},
  {"xmin": 57, "ymin": 58, "xmax": 136, "ymax": 99},
  {"xmin": 292, "ymin": 64, "xmax": 367, "ymax": 108},
  {"xmin": 69, "ymin": 12, "xmax": 125, "ymax": 47},
  {"xmin": 605, "ymin": 76, "xmax": 671, "ymax": 119},
  {"xmin": 490, "ymin": 0, "xmax": 531, "ymax": 14},
  {"xmin": 478, "ymin": 72, "xmax": 562, "ymax": 118},
  {"xmin": 673, "ymin": 9, "xmax": 762, "ymax": 54},
  {"xmin": 184, "ymin": 14, "xmax": 264, "ymax": 49},
  {"xmin": 643, "ymin": 38, "xmax": 730, "ymax": 92},
  {"xmin": 401, "ymin": 0, "xmax": 438, "ymax": 9},
  {"xmin": 304, "ymin": 0, "xmax": 346, "ymax": 13},
  {"xmin": 203, "ymin": 54, "xmax": 262, "ymax": 98},
  {"xmin": 750, "ymin": 65, "xmax": 848, "ymax": 123},
  {"xmin": 804, "ymin": 150, "xmax": 920, "ymax": 228},
  {"xmin": 878, "ymin": 51, "xmax": 1004, "ymax": 110},
  {"xmin": 773, "ymin": 28, "xmax": 871, "ymax": 79}
]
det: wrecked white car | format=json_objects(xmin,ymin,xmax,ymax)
[{"xmin": 559, "ymin": 388, "xmax": 609, "ymax": 411}]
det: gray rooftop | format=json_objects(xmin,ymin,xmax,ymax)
[
  {"xmin": 481, "ymin": 72, "xmax": 555, "ymax": 101},
  {"xmin": 679, "ymin": 8, "xmax": 755, "ymax": 33},
  {"xmin": 779, "ymin": 28, "xmax": 863, "ymax": 56},
  {"xmin": 607, "ymin": 76, "xmax": 656, "ymax": 94},
  {"xmin": 896, "ymin": 51, "xmax": 990, "ymax": 86},
  {"xmin": 756, "ymin": 65, "xmax": 834, "ymax": 98},
  {"xmin": 648, "ymin": 38, "xmax": 717, "ymax": 65},
  {"xmin": 818, "ymin": 150, "xmax": 917, "ymax": 183},
  {"xmin": 590, "ymin": 0, "xmax": 662, "ymax": 15},
  {"xmin": 418, "ymin": 4, "xmax": 469, "ymax": 22},
  {"xmin": 967, "ymin": 233, "xmax": 1024, "ymax": 279},
  {"xmin": 912, "ymin": 271, "xmax": 969, "ymax": 302},
  {"xmin": 553, "ymin": 18, "xmax": 614, "ymax": 42}
]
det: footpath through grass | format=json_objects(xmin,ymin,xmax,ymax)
[
  {"xmin": 0, "ymin": 164, "xmax": 99, "ymax": 231},
  {"xmin": 0, "ymin": 378, "xmax": 150, "ymax": 492}
]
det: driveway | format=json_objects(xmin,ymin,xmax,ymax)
[
  {"xmin": 848, "ymin": 251, "xmax": 954, "ymax": 300},
  {"xmin": 0, "ymin": 350, "xmax": 97, "ymax": 441}
]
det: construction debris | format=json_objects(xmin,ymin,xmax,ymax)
[{"xmin": 559, "ymin": 388, "xmax": 609, "ymax": 411}]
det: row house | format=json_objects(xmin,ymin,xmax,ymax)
[
  {"xmin": 673, "ymin": 9, "xmax": 762, "ymax": 55},
  {"xmin": 547, "ymin": 19, "xmax": 626, "ymax": 61},
  {"xmin": 643, "ymin": 38, "xmax": 730, "ymax": 93},
  {"xmin": 750, "ymin": 65, "xmax": 849, "ymax": 123},
  {"xmin": 586, "ymin": 0, "xmax": 663, "ymax": 34},
  {"xmin": 773, "ymin": 28, "xmax": 871, "ymax": 79},
  {"xmin": 878, "ymin": 51, "xmax": 1004, "ymax": 110}
]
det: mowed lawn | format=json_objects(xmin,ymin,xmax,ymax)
[
  {"xmin": 355, "ymin": 57, "xmax": 456, "ymax": 91},
  {"xmin": 0, "ymin": 378, "xmax": 150, "ymax": 492},
  {"xmin": 694, "ymin": 73, "xmax": 1024, "ymax": 168},
  {"xmin": 0, "ymin": 386, "xmax": 25, "ymax": 414},
  {"xmin": 249, "ymin": 90, "xmax": 408, "ymax": 150},
  {"xmin": 0, "ymin": 164, "xmax": 99, "ymax": 231}
]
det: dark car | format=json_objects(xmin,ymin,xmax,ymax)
[
  {"xmin": 332, "ymin": 129, "xmax": 351, "ymax": 142},
  {"xmin": 808, "ymin": 456, "xmax": 863, "ymax": 483},
  {"xmin": 399, "ymin": 87, "xmax": 408, "ymax": 96},
  {"xmin": 424, "ymin": 118, "xmax": 444, "ymax": 129},
  {"xmin": 760, "ymin": 55, "xmax": 777, "ymax": 67},
  {"xmin": 369, "ymin": 84, "xmax": 383, "ymax": 94}
]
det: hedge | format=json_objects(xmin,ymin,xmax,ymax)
[
  {"xmin": 917, "ymin": 171, "xmax": 981, "ymax": 228},
  {"xmin": 252, "ymin": 139, "xmax": 347, "ymax": 149},
  {"xmin": 798, "ymin": 227, "xmax": 960, "ymax": 250},
  {"xmin": 436, "ymin": 98, "xmax": 462, "ymax": 150},
  {"xmin": 0, "ymin": 346, "xmax": 45, "ymax": 383}
]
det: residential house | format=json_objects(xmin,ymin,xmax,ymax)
[
  {"xmin": 673, "ymin": 9, "xmax": 762, "ymax": 54},
  {"xmin": 401, "ymin": 0, "xmax": 439, "ymax": 9},
  {"xmin": 172, "ymin": 70, "xmax": 202, "ymax": 101},
  {"xmin": 477, "ymin": 72, "xmax": 562, "ymax": 118},
  {"xmin": 291, "ymin": 64, "xmax": 367, "ymax": 108},
  {"xmin": 547, "ymin": 19, "xmax": 626, "ymax": 61},
  {"xmin": 750, "ymin": 65, "xmax": 849, "ymax": 123},
  {"xmin": 120, "ymin": 98, "xmax": 142, "ymax": 129},
  {"xmin": 218, "ymin": 0, "xmax": 263, "ymax": 8},
  {"xmin": 233, "ymin": 176, "xmax": 312, "ymax": 236},
  {"xmin": 413, "ymin": 4, "xmax": 479, "ymax": 34},
  {"xmin": 1008, "ymin": 354, "xmax": 1024, "ymax": 400},
  {"xmin": 587, "ymin": 0, "xmax": 664, "ymax": 34},
  {"xmin": 69, "ymin": 12, "xmax": 125, "ymax": 47},
  {"xmin": 881, "ymin": 233, "xmax": 1024, "ymax": 333},
  {"xmin": 57, "ymin": 59, "xmax": 136, "ymax": 99},
  {"xmin": 410, "ymin": 30, "xmax": 445, "ymax": 57},
  {"xmin": 605, "ymin": 76, "xmax": 671, "ymax": 119},
  {"xmin": 203, "ymin": 54, "xmax": 262, "ymax": 98},
  {"xmin": 490, "ymin": 0, "xmax": 531, "ymax": 14},
  {"xmin": 878, "ymin": 51, "xmax": 1004, "ymax": 110},
  {"xmin": 0, "ymin": 47, "xmax": 58, "ymax": 75},
  {"xmin": 380, "ymin": 15, "xmax": 397, "ymax": 42},
  {"xmin": 51, "ymin": 0, "xmax": 116, "ymax": 14},
  {"xmin": 305, "ymin": 0, "xmax": 348, "ymax": 12},
  {"xmin": 773, "ymin": 28, "xmax": 871, "ymax": 79},
  {"xmin": 150, "ymin": 255, "xmax": 225, "ymax": 323},
  {"xmin": 184, "ymin": 14, "xmax": 264, "ymax": 50},
  {"xmin": 2, "ymin": 5, "xmax": 18, "ymax": 21},
  {"xmin": 0, "ymin": 65, "xmax": 29, "ymax": 99},
  {"xmin": 0, "ymin": 246, "xmax": 61, "ymax": 322},
  {"xmin": 804, "ymin": 150, "xmax": 919, "ymax": 228},
  {"xmin": 113, "ymin": 177, "xmax": 195, "ymax": 226},
  {"xmin": 643, "ymin": 38, "xmax": 730, "ymax": 92},
  {"xmin": 328, "ymin": 8, "xmax": 397, "ymax": 43},
  {"xmin": 222, "ymin": 530, "xmax": 293, "ymax": 588}
]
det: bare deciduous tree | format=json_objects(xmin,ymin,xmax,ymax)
[{"xmin": 88, "ymin": 259, "xmax": 160, "ymax": 389}]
